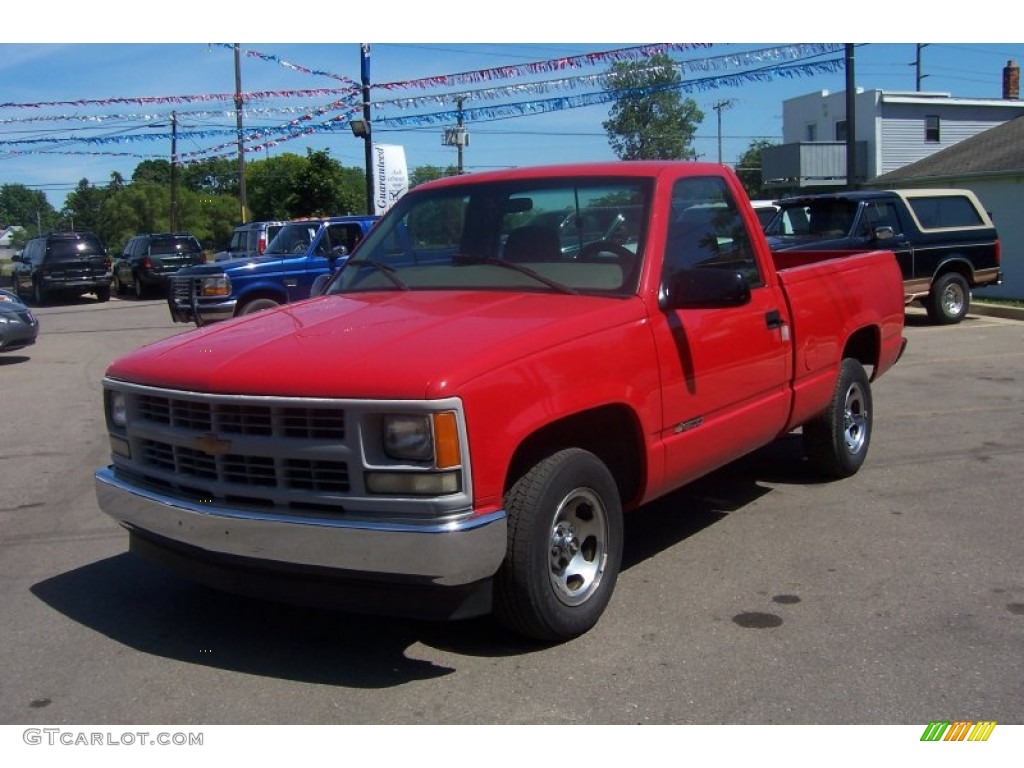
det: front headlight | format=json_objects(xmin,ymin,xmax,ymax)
[
  {"xmin": 200, "ymin": 274, "xmax": 231, "ymax": 297},
  {"xmin": 110, "ymin": 391, "xmax": 128, "ymax": 428},
  {"xmin": 383, "ymin": 414, "xmax": 433, "ymax": 461}
]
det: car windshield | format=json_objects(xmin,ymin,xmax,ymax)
[
  {"xmin": 326, "ymin": 178, "xmax": 650, "ymax": 297},
  {"xmin": 766, "ymin": 200, "xmax": 859, "ymax": 238},
  {"xmin": 267, "ymin": 222, "xmax": 320, "ymax": 256}
]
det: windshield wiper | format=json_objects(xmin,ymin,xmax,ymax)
[
  {"xmin": 452, "ymin": 254, "xmax": 578, "ymax": 295},
  {"xmin": 343, "ymin": 258, "xmax": 410, "ymax": 290}
]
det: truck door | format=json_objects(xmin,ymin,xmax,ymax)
[
  {"xmin": 651, "ymin": 176, "xmax": 793, "ymax": 489},
  {"xmin": 863, "ymin": 200, "xmax": 913, "ymax": 280}
]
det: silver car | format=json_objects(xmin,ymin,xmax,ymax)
[{"xmin": 0, "ymin": 288, "xmax": 40, "ymax": 352}]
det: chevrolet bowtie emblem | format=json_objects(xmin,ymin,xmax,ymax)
[{"xmin": 194, "ymin": 433, "xmax": 232, "ymax": 456}]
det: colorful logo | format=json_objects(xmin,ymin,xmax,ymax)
[{"xmin": 921, "ymin": 721, "xmax": 997, "ymax": 742}]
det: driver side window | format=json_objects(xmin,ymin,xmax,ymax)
[{"xmin": 665, "ymin": 176, "xmax": 763, "ymax": 288}]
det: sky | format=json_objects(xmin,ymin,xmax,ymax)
[{"xmin": 2, "ymin": 3, "xmax": 1022, "ymax": 210}]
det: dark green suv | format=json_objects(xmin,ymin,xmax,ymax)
[
  {"xmin": 113, "ymin": 233, "xmax": 204, "ymax": 299},
  {"xmin": 11, "ymin": 231, "xmax": 112, "ymax": 305}
]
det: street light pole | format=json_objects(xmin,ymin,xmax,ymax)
[{"xmin": 360, "ymin": 44, "xmax": 374, "ymax": 216}]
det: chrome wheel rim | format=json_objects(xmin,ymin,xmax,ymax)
[
  {"xmin": 942, "ymin": 281, "xmax": 966, "ymax": 317},
  {"xmin": 843, "ymin": 382, "xmax": 869, "ymax": 455},
  {"xmin": 548, "ymin": 487, "xmax": 609, "ymax": 606}
]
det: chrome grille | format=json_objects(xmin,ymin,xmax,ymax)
[{"xmin": 122, "ymin": 390, "xmax": 352, "ymax": 514}]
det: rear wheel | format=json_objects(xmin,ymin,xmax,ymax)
[
  {"xmin": 926, "ymin": 272, "xmax": 970, "ymax": 325},
  {"xmin": 803, "ymin": 358, "xmax": 872, "ymax": 479},
  {"xmin": 133, "ymin": 274, "xmax": 146, "ymax": 300},
  {"xmin": 494, "ymin": 448, "xmax": 623, "ymax": 642},
  {"xmin": 95, "ymin": 284, "xmax": 111, "ymax": 302}
]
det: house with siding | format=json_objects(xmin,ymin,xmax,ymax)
[
  {"xmin": 761, "ymin": 60, "xmax": 1024, "ymax": 194},
  {"xmin": 867, "ymin": 115, "xmax": 1024, "ymax": 300}
]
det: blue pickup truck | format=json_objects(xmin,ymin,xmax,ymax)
[{"xmin": 168, "ymin": 215, "xmax": 377, "ymax": 326}]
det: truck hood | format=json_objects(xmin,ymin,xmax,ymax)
[
  {"xmin": 107, "ymin": 291, "xmax": 647, "ymax": 399},
  {"xmin": 178, "ymin": 254, "xmax": 291, "ymax": 276}
]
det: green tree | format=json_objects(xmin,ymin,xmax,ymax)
[
  {"xmin": 735, "ymin": 139, "xmax": 777, "ymax": 199},
  {"xmin": 0, "ymin": 183, "xmax": 57, "ymax": 233},
  {"xmin": 182, "ymin": 157, "xmax": 238, "ymax": 196},
  {"xmin": 246, "ymin": 153, "xmax": 308, "ymax": 220},
  {"xmin": 61, "ymin": 178, "xmax": 108, "ymax": 233},
  {"xmin": 335, "ymin": 165, "xmax": 367, "ymax": 215},
  {"xmin": 293, "ymin": 148, "xmax": 346, "ymax": 216},
  {"xmin": 410, "ymin": 165, "xmax": 459, "ymax": 188},
  {"xmin": 603, "ymin": 53, "xmax": 704, "ymax": 160},
  {"xmin": 100, "ymin": 182, "xmax": 170, "ymax": 251},
  {"xmin": 132, "ymin": 159, "xmax": 172, "ymax": 185}
]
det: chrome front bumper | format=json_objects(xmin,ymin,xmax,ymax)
[{"xmin": 95, "ymin": 466, "xmax": 507, "ymax": 587}]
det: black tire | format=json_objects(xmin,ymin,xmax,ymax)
[
  {"xmin": 239, "ymin": 298, "xmax": 280, "ymax": 315},
  {"xmin": 926, "ymin": 272, "xmax": 970, "ymax": 325},
  {"xmin": 10, "ymin": 274, "xmax": 21, "ymax": 298},
  {"xmin": 133, "ymin": 274, "xmax": 146, "ymax": 300},
  {"xmin": 114, "ymin": 274, "xmax": 126, "ymax": 296},
  {"xmin": 803, "ymin": 358, "xmax": 873, "ymax": 479},
  {"xmin": 494, "ymin": 448, "xmax": 623, "ymax": 642},
  {"xmin": 95, "ymin": 284, "xmax": 111, "ymax": 302},
  {"xmin": 32, "ymin": 280, "xmax": 48, "ymax": 306}
]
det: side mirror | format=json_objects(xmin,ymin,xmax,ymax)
[
  {"xmin": 331, "ymin": 245, "xmax": 348, "ymax": 257},
  {"xmin": 659, "ymin": 267, "xmax": 751, "ymax": 311},
  {"xmin": 872, "ymin": 226, "xmax": 895, "ymax": 241}
]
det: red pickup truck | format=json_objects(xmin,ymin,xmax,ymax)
[{"xmin": 95, "ymin": 162, "xmax": 906, "ymax": 642}]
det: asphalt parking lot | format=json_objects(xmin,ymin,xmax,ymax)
[{"xmin": 1, "ymin": 296, "xmax": 1022, "ymax": 725}]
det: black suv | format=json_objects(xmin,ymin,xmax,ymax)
[
  {"xmin": 11, "ymin": 231, "xmax": 112, "ymax": 305},
  {"xmin": 113, "ymin": 233, "xmax": 204, "ymax": 299}
]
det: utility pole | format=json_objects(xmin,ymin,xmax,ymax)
[
  {"xmin": 234, "ymin": 44, "xmax": 248, "ymax": 223},
  {"xmin": 170, "ymin": 111, "xmax": 179, "ymax": 232},
  {"xmin": 456, "ymin": 97, "xmax": 465, "ymax": 174},
  {"xmin": 712, "ymin": 99, "xmax": 735, "ymax": 164},
  {"xmin": 845, "ymin": 44, "xmax": 858, "ymax": 190},
  {"xmin": 913, "ymin": 44, "xmax": 930, "ymax": 91}
]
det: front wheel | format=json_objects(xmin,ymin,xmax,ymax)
[
  {"xmin": 926, "ymin": 272, "xmax": 970, "ymax": 324},
  {"xmin": 803, "ymin": 358, "xmax": 873, "ymax": 479},
  {"xmin": 494, "ymin": 448, "xmax": 623, "ymax": 642},
  {"xmin": 239, "ymin": 298, "xmax": 280, "ymax": 315}
]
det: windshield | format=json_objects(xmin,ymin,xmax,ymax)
[
  {"xmin": 267, "ymin": 222, "xmax": 321, "ymax": 256},
  {"xmin": 327, "ymin": 178, "xmax": 649, "ymax": 297},
  {"xmin": 766, "ymin": 200, "xmax": 859, "ymax": 238}
]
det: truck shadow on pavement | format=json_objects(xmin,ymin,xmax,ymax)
[{"xmin": 32, "ymin": 435, "xmax": 818, "ymax": 686}]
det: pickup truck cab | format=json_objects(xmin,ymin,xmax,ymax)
[
  {"xmin": 168, "ymin": 215, "xmax": 377, "ymax": 325},
  {"xmin": 766, "ymin": 189, "xmax": 1001, "ymax": 324},
  {"xmin": 96, "ymin": 162, "xmax": 905, "ymax": 642}
]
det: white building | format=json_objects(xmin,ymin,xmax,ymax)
[{"xmin": 762, "ymin": 60, "xmax": 1024, "ymax": 193}]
